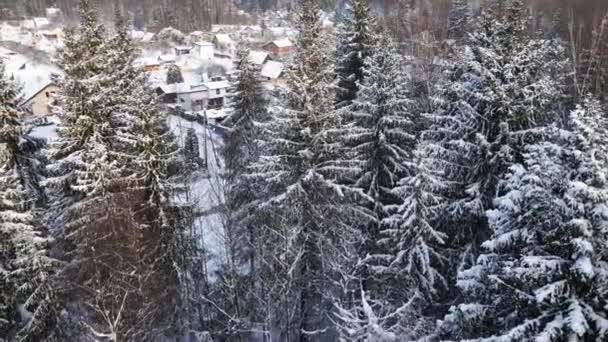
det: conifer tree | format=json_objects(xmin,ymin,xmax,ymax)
[
  {"xmin": 166, "ymin": 63, "xmax": 184, "ymax": 84},
  {"xmin": 184, "ymin": 127, "xmax": 200, "ymax": 172},
  {"xmin": 439, "ymin": 110, "xmax": 608, "ymax": 339},
  {"xmin": 334, "ymin": 31, "xmax": 415, "ymax": 293},
  {"xmin": 47, "ymin": 2, "xmax": 152, "ymax": 339},
  {"xmin": 446, "ymin": 0, "xmax": 470, "ymax": 40},
  {"xmin": 211, "ymin": 48, "xmax": 270, "ymax": 337},
  {"xmin": 107, "ymin": 10, "xmax": 187, "ymax": 337},
  {"xmin": 224, "ymin": 48, "xmax": 269, "ymax": 266},
  {"xmin": 425, "ymin": 0, "xmax": 567, "ymax": 260},
  {"xmin": 246, "ymin": 0, "xmax": 362, "ymax": 340},
  {"xmin": 334, "ymin": 0, "xmax": 377, "ymax": 108},
  {"xmin": 0, "ymin": 58, "xmax": 57, "ymax": 342}
]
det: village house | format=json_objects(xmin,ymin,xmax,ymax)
[
  {"xmin": 174, "ymin": 45, "xmax": 193, "ymax": 57},
  {"xmin": 213, "ymin": 34, "xmax": 235, "ymax": 57},
  {"xmin": 1, "ymin": 47, "xmax": 61, "ymax": 116},
  {"xmin": 156, "ymin": 79, "xmax": 231, "ymax": 112},
  {"xmin": 194, "ymin": 41, "xmax": 214, "ymax": 60},
  {"xmin": 247, "ymin": 50, "xmax": 271, "ymax": 66},
  {"xmin": 260, "ymin": 61, "xmax": 285, "ymax": 84},
  {"xmin": 158, "ymin": 54, "xmax": 177, "ymax": 64},
  {"xmin": 21, "ymin": 83, "xmax": 58, "ymax": 116},
  {"xmin": 263, "ymin": 39, "xmax": 293, "ymax": 57}
]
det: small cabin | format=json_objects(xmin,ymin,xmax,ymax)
[
  {"xmin": 260, "ymin": 61, "xmax": 285, "ymax": 84},
  {"xmin": 194, "ymin": 41, "xmax": 214, "ymax": 60},
  {"xmin": 263, "ymin": 39, "xmax": 293, "ymax": 57},
  {"xmin": 174, "ymin": 45, "xmax": 193, "ymax": 56},
  {"xmin": 248, "ymin": 50, "xmax": 270, "ymax": 66},
  {"xmin": 22, "ymin": 83, "xmax": 59, "ymax": 116},
  {"xmin": 157, "ymin": 80, "xmax": 231, "ymax": 112}
]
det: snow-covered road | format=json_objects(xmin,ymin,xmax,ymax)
[{"xmin": 168, "ymin": 115, "xmax": 227, "ymax": 282}]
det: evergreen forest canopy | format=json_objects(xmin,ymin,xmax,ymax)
[{"xmin": 2, "ymin": 0, "xmax": 608, "ymax": 341}]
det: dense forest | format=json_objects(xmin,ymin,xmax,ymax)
[
  {"xmin": 3, "ymin": 0, "xmax": 608, "ymax": 341},
  {"xmin": 3, "ymin": 0, "xmax": 608, "ymax": 32}
]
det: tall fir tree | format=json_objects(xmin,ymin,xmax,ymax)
[
  {"xmin": 107, "ymin": 10, "xmax": 188, "ymax": 338},
  {"xmin": 0, "ymin": 58, "xmax": 58, "ymax": 342},
  {"xmin": 47, "ymin": 2, "xmax": 151, "ymax": 339},
  {"xmin": 334, "ymin": 0, "xmax": 377, "ymax": 108},
  {"xmin": 214, "ymin": 48, "xmax": 270, "ymax": 337},
  {"xmin": 439, "ymin": 104, "xmax": 608, "ymax": 339},
  {"xmin": 246, "ymin": 0, "xmax": 363, "ymax": 340},
  {"xmin": 333, "ymin": 29, "xmax": 415, "ymax": 292},
  {"xmin": 424, "ymin": 0, "xmax": 567, "ymax": 264},
  {"xmin": 446, "ymin": 0, "xmax": 470, "ymax": 41}
]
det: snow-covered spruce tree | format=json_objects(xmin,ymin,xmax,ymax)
[
  {"xmin": 425, "ymin": 0, "xmax": 568, "ymax": 267},
  {"xmin": 373, "ymin": 147, "xmax": 448, "ymax": 338},
  {"xmin": 334, "ymin": 0, "xmax": 377, "ymax": 108},
  {"xmin": 47, "ymin": 2, "xmax": 151, "ymax": 340},
  {"xmin": 438, "ymin": 108, "xmax": 608, "ymax": 340},
  {"xmin": 166, "ymin": 63, "xmax": 184, "ymax": 84},
  {"xmin": 211, "ymin": 48, "xmax": 270, "ymax": 337},
  {"xmin": 48, "ymin": 0, "xmax": 108, "ymax": 223},
  {"xmin": 184, "ymin": 127, "xmax": 200, "ymax": 172},
  {"xmin": 247, "ymin": 0, "xmax": 363, "ymax": 340},
  {"xmin": 106, "ymin": 12, "xmax": 188, "ymax": 338},
  {"xmin": 446, "ymin": 0, "xmax": 470, "ymax": 41},
  {"xmin": 332, "ymin": 30, "xmax": 419, "ymax": 332},
  {"xmin": 0, "ymin": 58, "xmax": 58, "ymax": 342}
]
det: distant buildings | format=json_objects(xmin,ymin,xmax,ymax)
[
  {"xmin": 22, "ymin": 83, "xmax": 59, "ymax": 116},
  {"xmin": 261, "ymin": 61, "xmax": 285, "ymax": 84},
  {"xmin": 156, "ymin": 79, "xmax": 231, "ymax": 112},
  {"xmin": 213, "ymin": 34, "xmax": 235, "ymax": 57},
  {"xmin": 263, "ymin": 39, "xmax": 293, "ymax": 57},
  {"xmin": 194, "ymin": 41, "xmax": 214, "ymax": 60},
  {"xmin": 0, "ymin": 47, "xmax": 60, "ymax": 117},
  {"xmin": 247, "ymin": 50, "xmax": 270, "ymax": 66}
]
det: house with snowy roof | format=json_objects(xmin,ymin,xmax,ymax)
[
  {"xmin": 194, "ymin": 41, "xmax": 214, "ymax": 60},
  {"xmin": 156, "ymin": 79, "xmax": 231, "ymax": 112},
  {"xmin": 22, "ymin": 83, "xmax": 59, "ymax": 116},
  {"xmin": 260, "ymin": 61, "xmax": 285, "ymax": 84},
  {"xmin": 174, "ymin": 45, "xmax": 193, "ymax": 56},
  {"xmin": 1, "ymin": 48, "xmax": 60, "ymax": 116},
  {"xmin": 263, "ymin": 38, "xmax": 293, "ymax": 57},
  {"xmin": 213, "ymin": 34, "xmax": 235, "ymax": 57},
  {"xmin": 248, "ymin": 50, "xmax": 271, "ymax": 66}
]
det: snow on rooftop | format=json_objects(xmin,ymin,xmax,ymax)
[
  {"xmin": 194, "ymin": 40, "xmax": 214, "ymax": 46},
  {"xmin": 214, "ymin": 34, "xmax": 234, "ymax": 45},
  {"xmin": 130, "ymin": 30, "xmax": 155, "ymax": 42},
  {"xmin": 248, "ymin": 50, "xmax": 269, "ymax": 65},
  {"xmin": 0, "ymin": 47, "xmax": 16, "ymax": 57},
  {"xmin": 261, "ymin": 61, "xmax": 284, "ymax": 79},
  {"xmin": 21, "ymin": 17, "xmax": 51, "ymax": 29},
  {"xmin": 158, "ymin": 54, "xmax": 177, "ymax": 63},
  {"xmin": 271, "ymin": 38, "xmax": 293, "ymax": 48},
  {"xmin": 204, "ymin": 80, "xmax": 230, "ymax": 90},
  {"xmin": 1, "ymin": 51, "xmax": 60, "ymax": 102},
  {"xmin": 159, "ymin": 82, "xmax": 209, "ymax": 95}
]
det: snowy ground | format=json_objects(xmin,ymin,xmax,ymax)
[
  {"xmin": 168, "ymin": 114, "xmax": 227, "ymax": 282},
  {"xmin": 28, "ymin": 115, "xmax": 60, "ymax": 141}
]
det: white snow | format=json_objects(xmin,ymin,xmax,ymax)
[
  {"xmin": 0, "ymin": 48, "xmax": 60, "ymax": 103},
  {"xmin": 269, "ymin": 38, "xmax": 293, "ymax": 48},
  {"xmin": 261, "ymin": 61, "xmax": 284, "ymax": 79},
  {"xmin": 247, "ymin": 50, "xmax": 269, "ymax": 65},
  {"xmin": 168, "ymin": 115, "xmax": 226, "ymax": 281}
]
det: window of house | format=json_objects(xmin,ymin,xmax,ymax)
[
  {"xmin": 216, "ymin": 89, "xmax": 221, "ymax": 95},
  {"xmin": 45, "ymin": 92, "xmax": 49, "ymax": 97}
]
